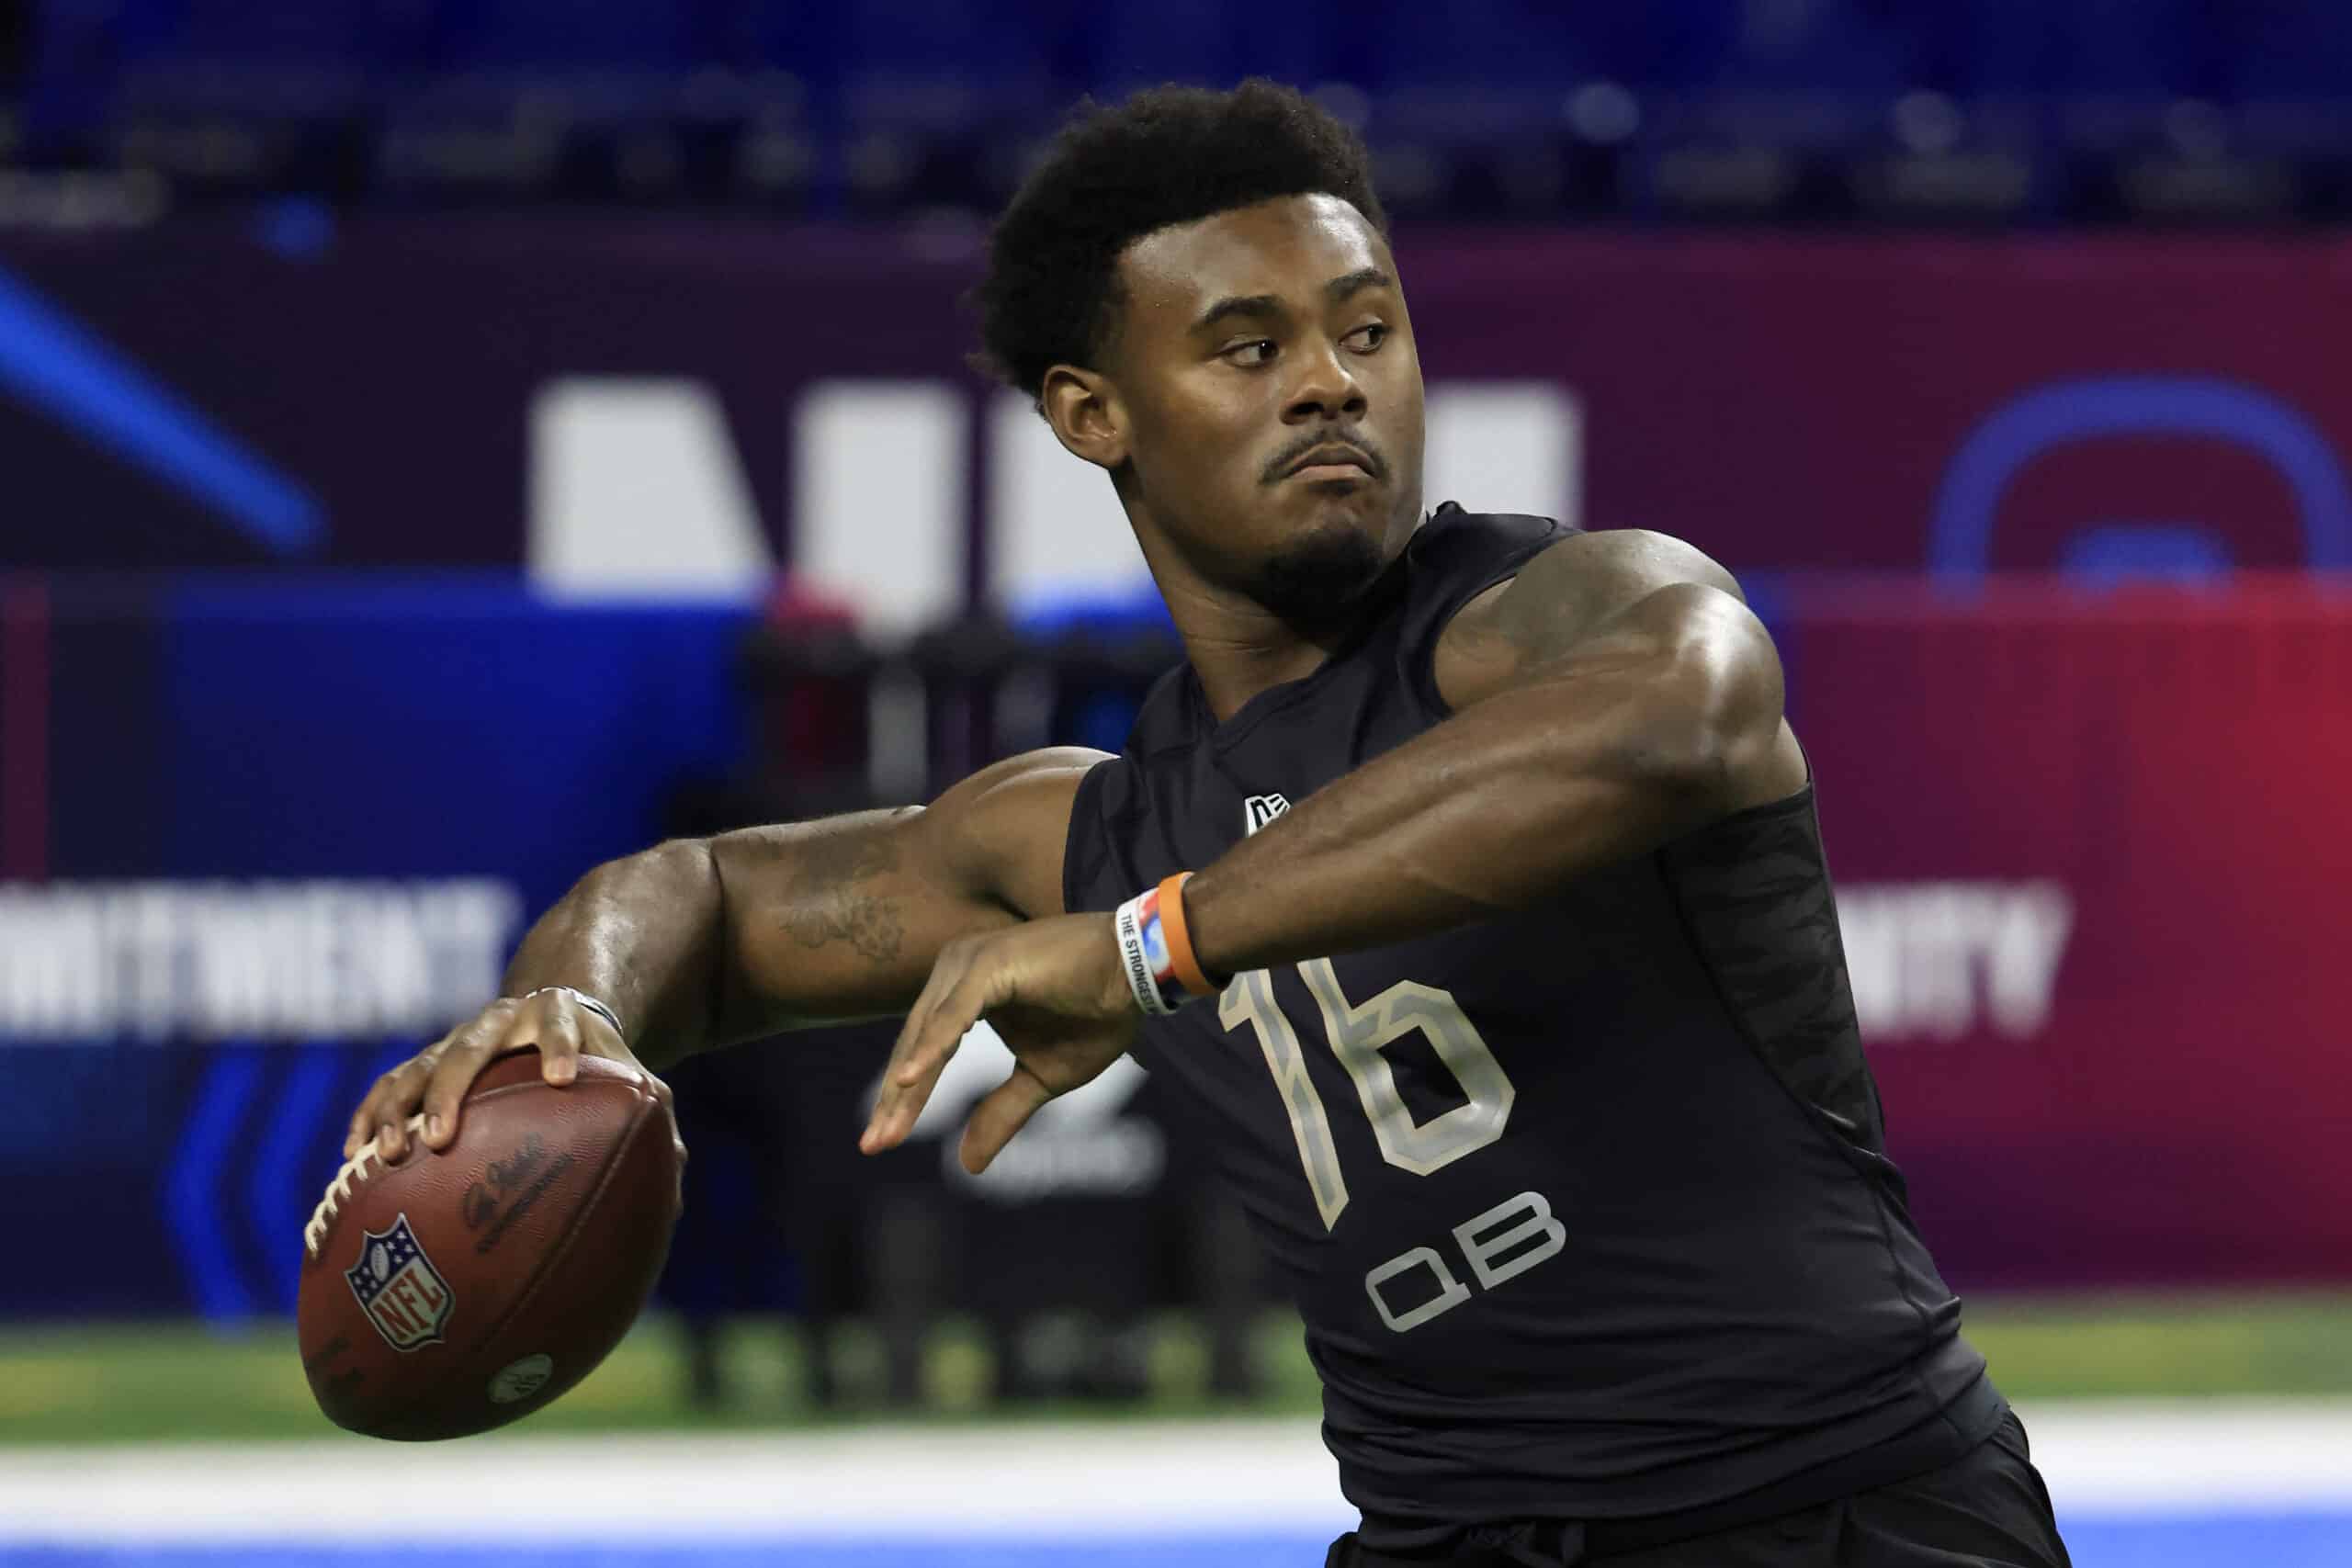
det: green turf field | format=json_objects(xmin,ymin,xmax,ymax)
[{"xmin": 7, "ymin": 1293, "xmax": 2352, "ymax": 1444}]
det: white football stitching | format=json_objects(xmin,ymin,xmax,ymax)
[{"xmin": 303, "ymin": 1113, "xmax": 427, "ymax": 1258}]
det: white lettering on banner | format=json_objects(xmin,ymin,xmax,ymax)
[
  {"xmin": 528, "ymin": 378, "xmax": 1585, "ymax": 621},
  {"xmin": 1836, "ymin": 881, "xmax": 2075, "ymax": 1043},
  {"xmin": 528, "ymin": 378, "xmax": 775, "ymax": 600},
  {"xmin": 987, "ymin": 389, "xmax": 1150, "ymax": 612},
  {"xmin": 791, "ymin": 382, "xmax": 967, "ymax": 637},
  {"xmin": 1424, "ymin": 383, "xmax": 1582, "ymax": 529},
  {"xmin": 0, "ymin": 881, "xmax": 522, "ymax": 1043}
]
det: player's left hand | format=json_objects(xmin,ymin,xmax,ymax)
[{"xmin": 860, "ymin": 913, "xmax": 1141, "ymax": 1172}]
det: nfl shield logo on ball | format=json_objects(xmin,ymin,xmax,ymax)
[{"xmin": 345, "ymin": 1213, "xmax": 454, "ymax": 1351}]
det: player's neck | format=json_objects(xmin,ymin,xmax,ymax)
[
  {"xmin": 1126, "ymin": 500, "xmax": 1404, "ymax": 724},
  {"xmin": 1159, "ymin": 576, "xmax": 1362, "ymax": 724}
]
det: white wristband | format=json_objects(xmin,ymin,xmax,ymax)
[
  {"xmin": 1113, "ymin": 897, "xmax": 1174, "ymax": 1017},
  {"xmin": 519, "ymin": 985, "xmax": 626, "ymax": 1041},
  {"xmin": 1113, "ymin": 886, "xmax": 1193, "ymax": 1018}
]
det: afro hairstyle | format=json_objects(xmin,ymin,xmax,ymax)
[{"xmin": 973, "ymin": 79, "xmax": 1386, "ymax": 404}]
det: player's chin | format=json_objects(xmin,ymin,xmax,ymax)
[
  {"xmin": 1272, "ymin": 506, "xmax": 1383, "ymax": 559},
  {"xmin": 1283, "ymin": 472, "xmax": 1385, "ymax": 521},
  {"xmin": 1255, "ymin": 513, "xmax": 1388, "ymax": 624}
]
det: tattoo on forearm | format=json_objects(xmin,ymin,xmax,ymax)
[{"xmin": 782, "ymin": 832, "xmax": 905, "ymax": 962}]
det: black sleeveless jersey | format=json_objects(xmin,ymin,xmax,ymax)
[{"xmin": 1060, "ymin": 507, "xmax": 2004, "ymax": 1529}]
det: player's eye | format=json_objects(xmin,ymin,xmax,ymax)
[
  {"xmin": 1222, "ymin": 339, "xmax": 1278, "ymax": 367},
  {"xmin": 1344, "ymin": 322, "xmax": 1390, "ymax": 353}
]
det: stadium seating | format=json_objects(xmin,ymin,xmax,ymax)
[{"xmin": 7, "ymin": 0, "xmax": 2351, "ymax": 219}]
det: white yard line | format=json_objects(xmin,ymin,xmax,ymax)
[
  {"xmin": 2017, "ymin": 1400, "xmax": 2352, "ymax": 1511},
  {"xmin": 1, "ymin": 1403, "xmax": 2347, "ymax": 1544},
  {"xmin": 0, "ymin": 1418, "xmax": 1351, "ymax": 1542}
]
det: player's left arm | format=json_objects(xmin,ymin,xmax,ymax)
[
  {"xmin": 865, "ymin": 527, "xmax": 1807, "ymax": 1168},
  {"xmin": 1178, "ymin": 526, "xmax": 1809, "ymax": 971}
]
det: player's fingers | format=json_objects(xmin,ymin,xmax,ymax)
[
  {"xmin": 890, "ymin": 992, "xmax": 970, "ymax": 1093},
  {"xmin": 648, "ymin": 1075, "xmax": 683, "ymax": 1168},
  {"xmin": 888, "ymin": 942, "xmax": 973, "ymax": 1086},
  {"xmin": 363, "ymin": 1055, "xmax": 442, "ymax": 1161},
  {"xmin": 866, "ymin": 1026, "xmax": 967, "ymax": 1155},
  {"xmin": 872, "ymin": 968, "xmax": 1002, "ymax": 1151},
  {"xmin": 893, "ymin": 946, "xmax": 1008, "ymax": 1089},
  {"xmin": 533, "ymin": 993, "xmax": 582, "ymax": 1086},
  {"xmin": 346, "ymin": 1052, "xmax": 434, "ymax": 1158},
  {"xmin": 640, "ymin": 1066, "xmax": 681, "ymax": 1165},
  {"xmin": 864, "ymin": 947, "xmax": 971, "ymax": 1148},
  {"xmin": 863, "ymin": 1035, "xmax": 939, "ymax": 1153},
  {"xmin": 346, "ymin": 1065, "xmax": 393, "ymax": 1156},
  {"xmin": 958, "ymin": 1067, "xmax": 1055, "ymax": 1175},
  {"xmin": 415, "ymin": 1000, "xmax": 520, "ymax": 1153}
]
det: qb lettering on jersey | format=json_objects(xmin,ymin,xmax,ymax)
[
  {"xmin": 1244, "ymin": 794, "xmax": 1291, "ymax": 836},
  {"xmin": 1365, "ymin": 1190, "xmax": 1567, "ymax": 1333}
]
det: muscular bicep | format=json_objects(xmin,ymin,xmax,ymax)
[
  {"xmin": 1434, "ymin": 529, "xmax": 1807, "ymax": 813},
  {"xmin": 707, "ymin": 747, "xmax": 1106, "ymax": 1043}
]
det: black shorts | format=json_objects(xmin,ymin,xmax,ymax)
[{"xmin": 1327, "ymin": 1411, "xmax": 2072, "ymax": 1568}]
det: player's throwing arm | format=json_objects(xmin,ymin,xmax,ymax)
[{"xmin": 340, "ymin": 749, "xmax": 1104, "ymax": 1160}]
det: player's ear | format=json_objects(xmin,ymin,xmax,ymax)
[{"xmin": 1040, "ymin": 364, "xmax": 1129, "ymax": 473}]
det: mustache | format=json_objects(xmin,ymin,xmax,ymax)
[{"xmin": 1261, "ymin": 432, "xmax": 1389, "ymax": 485}]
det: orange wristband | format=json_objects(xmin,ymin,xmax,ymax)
[{"xmin": 1156, "ymin": 872, "xmax": 1218, "ymax": 998}]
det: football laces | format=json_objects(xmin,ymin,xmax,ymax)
[{"xmin": 304, "ymin": 1114, "xmax": 427, "ymax": 1258}]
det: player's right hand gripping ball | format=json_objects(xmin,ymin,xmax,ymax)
[{"xmin": 295, "ymin": 1046, "xmax": 683, "ymax": 1439}]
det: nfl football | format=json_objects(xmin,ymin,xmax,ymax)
[{"xmin": 296, "ymin": 1047, "xmax": 683, "ymax": 1439}]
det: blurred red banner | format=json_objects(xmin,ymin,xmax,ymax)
[{"xmin": 1785, "ymin": 577, "xmax": 2352, "ymax": 1286}]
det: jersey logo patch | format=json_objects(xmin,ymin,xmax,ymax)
[
  {"xmin": 345, "ymin": 1213, "xmax": 453, "ymax": 1351},
  {"xmin": 1243, "ymin": 794, "xmax": 1291, "ymax": 836}
]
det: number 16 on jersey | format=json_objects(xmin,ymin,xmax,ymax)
[{"xmin": 1220, "ymin": 960, "xmax": 1566, "ymax": 1332}]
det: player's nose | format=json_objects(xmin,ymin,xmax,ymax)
[{"xmin": 1282, "ymin": 338, "xmax": 1367, "ymax": 423}]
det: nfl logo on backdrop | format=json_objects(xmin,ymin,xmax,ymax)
[
  {"xmin": 345, "ymin": 1213, "xmax": 454, "ymax": 1351},
  {"xmin": 1244, "ymin": 794, "xmax": 1291, "ymax": 836}
]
